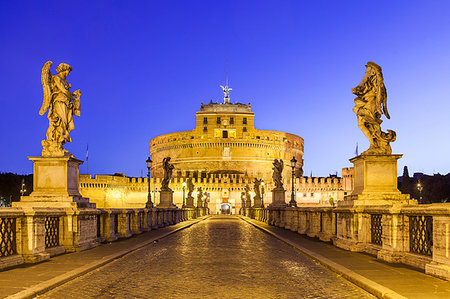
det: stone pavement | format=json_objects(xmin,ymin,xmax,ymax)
[
  {"xmin": 0, "ymin": 217, "xmax": 208, "ymax": 299},
  {"xmin": 39, "ymin": 215, "xmax": 373, "ymax": 299},
  {"xmin": 242, "ymin": 217, "xmax": 450, "ymax": 299}
]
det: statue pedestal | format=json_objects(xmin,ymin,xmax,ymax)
[
  {"xmin": 252, "ymin": 195, "xmax": 262, "ymax": 208},
  {"xmin": 158, "ymin": 190, "xmax": 176, "ymax": 208},
  {"xmin": 186, "ymin": 196, "xmax": 195, "ymax": 208},
  {"xmin": 338, "ymin": 154, "xmax": 413, "ymax": 207},
  {"xmin": 13, "ymin": 156, "xmax": 94, "ymax": 208},
  {"xmin": 269, "ymin": 189, "xmax": 287, "ymax": 208}
]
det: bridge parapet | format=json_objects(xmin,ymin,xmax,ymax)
[
  {"xmin": 0, "ymin": 206, "xmax": 201, "ymax": 271},
  {"xmin": 241, "ymin": 203, "xmax": 450, "ymax": 282}
]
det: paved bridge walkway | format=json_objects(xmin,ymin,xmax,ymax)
[{"xmin": 1, "ymin": 215, "xmax": 449, "ymax": 298}]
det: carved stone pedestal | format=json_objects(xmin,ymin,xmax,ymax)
[
  {"xmin": 13, "ymin": 156, "xmax": 94, "ymax": 208},
  {"xmin": 269, "ymin": 189, "xmax": 287, "ymax": 208},
  {"xmin": 338, "ymin": 154, "xmax": 414, "ymax": 207},
  {"xmin": 186, "ymin": 196, "xmax": 195, "ymax": 208},
  {"xmin": 158, "ymin": 190, "xmax": 176, "ymax": 208},
  {"xmin": 252, "ymin": 195, "xmax": 262, "ymax": 208}
]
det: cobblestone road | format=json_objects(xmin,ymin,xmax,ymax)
[{"xmin": 41, "ymin": 216, "xmax": 374, "ymax": 298}]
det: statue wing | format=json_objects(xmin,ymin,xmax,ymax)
[
  {"xmin": 380, "ymin": 84, "xmax": 390, "ymax": 119},
  {"xmin": 39, "ymin": 61, "xmax": 53, "ymax": 116},
  {"xmin": 280, "ymin": 159, "xmax": 284, "ymax": 172}
]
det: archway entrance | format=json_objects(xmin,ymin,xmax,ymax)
[{"xmin": 220, "ymin": 203, "xmax": 231, "ymax": 215}]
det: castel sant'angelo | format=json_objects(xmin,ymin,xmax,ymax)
[{"xmin": 80, "ymin": 86, "xmax": 353, "ymax": 214}]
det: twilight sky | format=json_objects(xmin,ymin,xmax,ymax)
[{"xmin": 1, "ymin": 1, "xmax": 450, "ymax": 177}]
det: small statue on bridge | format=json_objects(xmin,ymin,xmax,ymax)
[
  {"xmin": 253, "ymin": 178, "xmax": 262, "ymax": 200},
  {"xmin": 197, "ymin": 187, "xmax": 203, "ymax": 207},
  {"xmin": 240, "ymin": 192, "xmax": 246, "ymax": 208},
  {"xmin": 161, "ymin": 157, "xmax": 175, "ymax": 191},
  {"xmin": 187, "ymin": 178, "xmax": 194, "ymax": 199},
  {"xmin": 352, "ymin": 62, "xmax": 396, "ymax": 155},
  {"xmin": 40, "ymin": 61, "xmax": 81, "ymax": 157},
  {"xmin": 272, "ymin": 159, "xmax": 284, "ymax": 190}
]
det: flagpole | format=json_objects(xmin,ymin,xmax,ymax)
[{"xmin": 86, "ymin": 144, "xmax": 89, "ymax": 175}]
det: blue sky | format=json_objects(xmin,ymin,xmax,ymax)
[{"xmin": 1, "ymin": 1, "xmax": 450, "ymax": 177}]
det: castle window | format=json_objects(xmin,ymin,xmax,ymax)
[
  {"xmin": 203, "ymin": 127, "xmax": 207, "ymax": 132},
  {"xmin": 222, "ymin": 130, "xmax": 228, "ymax": 138},
  {"xmin": 256, "ymin": 136, "xmax": 260, "ymax": 139},
  {"xmin": 243, "ymin": 127, "xmax": 247, "ymax": 132},
  {"xmin": 230, "ymin": 117, "xmax": 234, "ymax": 124},
  {"xmin": 217, "ymin": 117, "xmax": 221, "ymax": 124},
  {"xmin": 203, "ymin": 117, "xmax": 208, "ymax": 124},
  {"xmin": 243, "ymin": 117, "xmax": 247, "ymax": 124}
]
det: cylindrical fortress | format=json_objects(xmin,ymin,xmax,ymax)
[{"xmin": 150, "ymin": 99, "xmax": 304, "ymax": 182}]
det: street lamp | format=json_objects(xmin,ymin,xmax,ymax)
[
  {"xmin": 261, "ymin": 181, "xmax": 265, "ymax": 208},
  {"xmin": 145, "ymin": 156, "xmax": 153, "ymax": 208},
  {"xmin": 182, "ymin": 182, "xmax": 186, "ymax": 208},
  {"xmin": 20, "ymin": 178, "xmax": 27, "ymax": 197},
  {"xmin": 289, "ymin": 156, "xmax": 297, "ymax": 207},
  {"xmin": 417, "ymin": 182, "xmax": 423, "ymax": 204}
]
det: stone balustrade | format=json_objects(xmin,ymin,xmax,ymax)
[
  {"xmin": 240, "ymin": 204, "xmax": 450, "ymax": 281},
  {"xmin": 0, "ymin": 207, "xmax": 200, "ymax": 270}
]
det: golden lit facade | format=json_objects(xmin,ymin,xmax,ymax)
[
  {"xmin": 79, "ymin": 91, "xmax": 354, "ymax": 213},
  {"xmin": 150, "ymin": 101, "xmax": 304, "ymax": 180}
]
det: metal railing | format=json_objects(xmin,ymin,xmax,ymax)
[
  {"xmin": 45, "ymin": 216, "xmax": 59, "ymax": 248},
  {"xmin": 409, "ymin": 215, "xmax": 433, "ymax": 256},
  {"xmin": 371, "ymin": 214, "xmax": 382, "ymax": 246},
  {"xmin": 0, "ymin": 217, "xmax": 16, "ymax": 257}
]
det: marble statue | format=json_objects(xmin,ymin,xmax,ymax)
[
  {"xmin": 253, "ymin": 178, "xmax": 262, "ymax": 199},
  {"xmin": 272, "ymin": 159, "xmax": 284, "ymax": 189},
  {"xmin": 40, "ymin": 61, "xmax": 81, "ymax": 156},
  {"xmin": 161, "ymin": 157, "xmax": 174, "ymax": 191},
  {"xmin": 240, "ymin": 192, "xmax": 246, "ymax": 208},
  {"xmin": 352, "ymin": 62, "xmax": 396, "ymax": 155},
  {"xmin": 197, "ymin": 187, "xmax": 203, "ymax": 206},
  {"xmin": 187, "ymin": 178, "xmax": 194, "ymax": 198}
]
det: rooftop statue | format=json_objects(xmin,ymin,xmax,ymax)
[
  {"xmin": 220, "ymin": 84, "xmax": 232, "ymax": 103},
  {"xmin": 40, "ymin": 61, "xmax": 81, "ymax": 157},
  {"xmin": 161, "ymin": 157, "xmax": 174, "ymax": 191},
  {"xmin": 272, "ymin": 159, "xmax": 284, "ymax": 190},
  {"xmin": 352, "ymin": 62, "xmax": 396, "ymax": 155}
]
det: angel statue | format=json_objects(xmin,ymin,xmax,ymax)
[
  {"xmin": 161, "ymin": 157, "xmax": 175, "ymax": 191},
  {"xmin": 253, "ymin": 178, "xmax": 262, "ymax": 200},
  {"xmin": 40, "ymin": 61, "xmax": 81, "ymax": 157},
  {"xmin": 272, "ymin": 159, "xmax": 284, "ymax": 190},
  {"xmin": 197, "ymin": 187, "xmax": 203, "ymax": 207},
  {"xmin": 220, "ymin": 84, "xmax": 232, "ymax": 103},
  {"xmin": 187, "ymin": 178, "xmax": 195, "ymax": 199},
  {"xmin": 352, "ymin": 62, "xmax": 396, "ymax": 155}
]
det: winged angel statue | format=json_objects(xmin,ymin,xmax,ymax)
[
  {"xmin": 352, "ymin": 62, "xmax": 396, "ymax": 155},
  {"xmin": 40, "ymin": 61, "xmax": 81, "ymax": 156},
  {"xmin": 272, "ymin": 159, "xmax": 284, "ymax": 190}
]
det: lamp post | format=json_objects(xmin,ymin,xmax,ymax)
[
  {"xmin": 20, "ymin": 178, "xmax": 27, "ymax": 197},
  {"xmin": 145, "ymin": 156, "xmax": 153, "ymax": 208},
  {"xmin": 417, "ymin": 182, "xmax": 423, "ymax": 204},
  {"xmin": 261, "ymin": 181, "xmax": 265, "ymax": 208},
  {"xmin": 289, "ymin": 156, "xmax": 297, "ymax": 207},
  {"xmin": 182, "ymin": 182, "xmax": 186, "ymax": 208}
]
